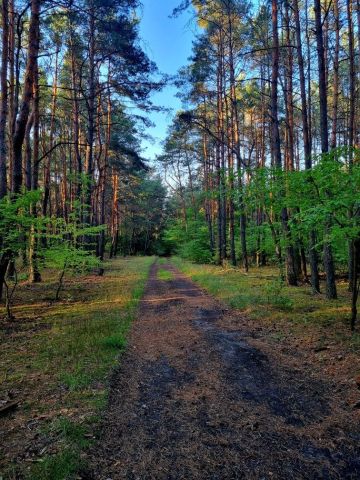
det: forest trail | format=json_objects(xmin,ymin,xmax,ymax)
[{"xmin": 86, "ymin": 261, "xmax": 360, "ymax": 480}]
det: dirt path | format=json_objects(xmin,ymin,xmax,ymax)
[{"xmin": 86, "ymin": 262, "xmax": 360, "ymax": 479}]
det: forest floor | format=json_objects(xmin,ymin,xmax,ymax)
[
  {"xmin": 0, "ymin": 257, "xmax": 154, "ymax": 480},
  {"xmin": 86, "ymin": 261, "xmax": 360, "ymax": 480}
]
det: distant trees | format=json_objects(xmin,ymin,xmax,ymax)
[{"xmin": 164, "ymin": 0, "xmax": 360, "ymax": 328}]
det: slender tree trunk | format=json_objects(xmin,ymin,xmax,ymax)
[
  {"xmin": 270, "ymin": 0, "xmax": 281, "ymax": 168},
  {"xmin": 347, "ymin": 0, "xmax": 356, "ymax": 292},
  {"xmin": 271, "ymin": 0, "xmax": 297, "ymax": 286},
  {"xmin": 29, "ymin": 45, "xmax": 41, "ymax": 283},
  {"xmin": 43, "ymin": 49, "xmax": 59, "ymax": 216},
  {"xmin": 330, "ymin": 0, "xmax": 340, "ymax": 149},
  {"xmin": 24, "ymin": 112, "xmax": 34, "ymax": 191},
  {"xmin": 216, "ymin": 40, "xmax": 224, "ymax": 265},
  {"xmin": 0, "ymin": 0, "xmax": 9, "ymax": 198},
  {"xmin": 98, "ymin": 80, "xmax": 112, "ymax": 275},
  {"xmin": 350, "ymin": 237, "xmax": 360, "ymax": 331},
  {"xmin": 294, "ymin": 0, "xmax": 320, "ymax": 293},
  {"xmin": 85, "ymin": 5, "xmax": 96, "ymax": 229},
  {"xmin": 314, "ymin": 0, "xmax": 329, "ymax": 154},
  {"xmin": 314, "ymin": 0, "xmax": 337, "ymax": 299}
]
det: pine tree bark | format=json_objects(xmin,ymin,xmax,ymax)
[
  {"xmin": 271, "ymin": 0, "xmax": 297, "ymax": 286},
  {"xmin": 0, "ymin": 0, "xmax": 9, "ymax": 198},
  {"xmin": 12, "ymin": 0, "xmax": 41, "ymax": 194},
  {"xmin": 0, "ymin": 0, "xmax": 10, "ymax": 301},
  {"xmin": 42, "ymin": 48, "xmax": 58, "ymax": 216},
  {"xmin": 85, "ymin": 4, "xmax": 96, "ymax": 229},
  {"xmin": 314, "ymin": 0, "xmax": 329, "ymax": 154},
  {"xmin": 347, "ymin": 0, "xmax": 356, "ymax": 292},
  {"xmin": 294, "ymin": 0, "xmax": 320, "ymax": 293},
  {"xmin": 29, "ymin": 60, "xmax": 41, "ymax": 283},
  {"xmin": 330, "ymin": 0, "xmax": 340, "ymax": 149},
  {"xmin": 314, "ymin": 0, "xmax": 337, "ymax": 299}
]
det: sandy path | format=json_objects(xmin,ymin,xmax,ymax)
[{"xmin": 86, "ymin": 262, "xmax": 360, "ymax": 479}]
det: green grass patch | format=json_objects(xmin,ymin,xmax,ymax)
[
  {"xmin": 29, "ymin": 448, "xmax": 82, "ymax": 480},
  {"xmin": 0, "ymin": 256, "xmax": 155, "ymax": 479},
  {"xmin": 171, "ymin": 257, "xmax": 356, "ymax": 346},
  {"xmin": 157, "ymin": 257, "xmax": 168, "ymax": 265},
  {"xmin": 157, "ymin": 268, "xmax": 173, "ymax": 281}
]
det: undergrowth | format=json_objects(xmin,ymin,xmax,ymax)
[
  {"xmin": 172, "ymin": 257, "xmax": 357, "ymax": 346},
  {"xmin": 0, "ymin": 256, "xmax": 154, "ymax": 480}
]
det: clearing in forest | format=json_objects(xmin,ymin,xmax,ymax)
[{"xmin": 86, "ymin": 261, "xmax": 360, "ymax": 480}]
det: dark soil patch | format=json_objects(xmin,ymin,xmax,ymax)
[{"xmin": 86, "ymin": 262, "xmax": 360, "ymax": 480}]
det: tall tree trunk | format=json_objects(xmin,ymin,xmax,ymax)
[
  {"xmin": 314, "ymin": 0, "xmax": 329, "ymax": 154},
  {"xmin": 1, "ymin": 0, "xmax": 40, "ymax": 300},
  {"xmin": 346, "ymin": 0, "xmax": 356, "ymax": 293},
  {"xmin": 85, "ymin": 5, "xmax": 96, "ymax": 229},
  {"xmin": 330, "ymin": 0, "xmax": 340, "ymax": 149},
  {"xmin": 314, "ymin": 0, "xmax": 337, "ymax": 299},
  {"xmin": 0, "ymin": 0, "xmax": 10, "ymax": 301},
  {"xmin": 294, "ymin": 0, "xmax": 320, "ymax": 293},
  {"xmin": 12, "ymin": 0, "xmax": 40, "ymax": 194},
  {"xmin": 270, "ymin": 0, "xmax": 281, "ymax": 169},
  {"xmin": 350, "ymin": 237, "xmax": 360, "ymax": 331},
  {"xmin": 69, "ymin": 25, "xmax": 82, "ymax": 199},
  {"xmin": 24, "ymin": 112, "xmax": 34, "ymax": 191},
  {"xmin": 216, "ymin": 39, "xmax": 224, "ymax": 265},
  {"xmin": 98, "ymin": 80, "xmax": 112, "ymax": 275},
  {"xmin": 42, "ymin": 48, "xmax": 58, "ymax": 216},
  {"xmin": 271, "ymin": 0, "xmax": 297, "ymax": 286},
  {"xmin": 0, "ymin": 0, "xmax": 9, "ymax": 198},
  {"xmin": 29, "ymin": 61, "xmax": 41, "ymax": 283}
]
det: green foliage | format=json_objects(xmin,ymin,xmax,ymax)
[
  {"xmin": 288, "ymin": 148, "xmax": 360, "ymax": 238},
  {"xmin": 44, "ymin": 245, "xmax": 100, "ymax": 276},
  {"xmin": 43, "ymin": 205, "xmax": 104, "ymax": 299},
  {"xmin": 164, "ymin": 213, "xmax": 213, "ymax": 263},
  {"xmin": 244, "ymin": 148, "xmax": 360, "ymax": 267},
  {"xmin": 0, "ymin": 191, "xmax": 43, "ymax": 258},
  {"xmin": 264, "ymin": 278, "xmax": 293, "ymax": 310}
]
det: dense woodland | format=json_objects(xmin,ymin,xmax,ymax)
[
  {"xmin": 160, "ymin": 0, "xmax": 360, "ymax": 329},
  {"xmin": 0, "ymin": 0, "xmax": 359, "ymax": 327}
]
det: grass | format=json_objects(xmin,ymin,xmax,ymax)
[
  {"xmin": 157, "ymin": 257, "xmax": 168, "ymax": 265},
  {"xmin": 171, "ymin": 257, "xmax": 360, "ymax": 350},
  {"xmin": 157, "ymin": 268, "xmax": 173, "ymax": 281},
  {"xmin": 0, "ymin": 256, "xmax": 154, "ymax": 479},
  {"xmin": 30, "ymin": 418, "xmax": 91, "ymax": 480}
]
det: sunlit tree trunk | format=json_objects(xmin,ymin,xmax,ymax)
[{"xmin": 12, "ymin": 0, "xmax": 40, "ymax": 194}]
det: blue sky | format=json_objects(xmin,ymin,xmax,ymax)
[{"xmin": 138, "ymin": 1, "xmax": 196, "ymax": 161}]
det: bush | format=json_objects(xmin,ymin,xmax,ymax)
[
  {"xmin": 264, "ymin": 278, "xmax": 293, "ymax": 310},
  {"xmin": 163, "ymin": 213, "xmax": 213, "ymax": 263}
]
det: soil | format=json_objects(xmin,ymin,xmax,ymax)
[{"xmin": 86, "ymin": 262, "xmax": 360, "ymax": 480}]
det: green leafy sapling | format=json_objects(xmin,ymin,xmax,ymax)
[{"xmin": 44, "ymin": 203, "xmax": 104, "ymax": 301}]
